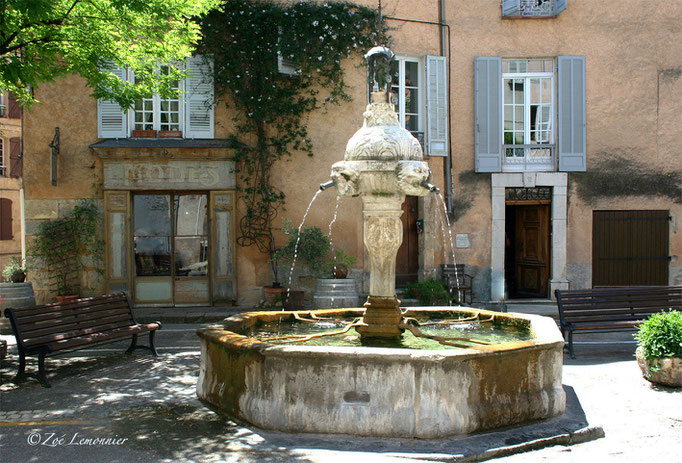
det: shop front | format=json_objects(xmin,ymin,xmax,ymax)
[{"xmin": 93, "ymin": 141, "xmax": 236, "ymax": 307}]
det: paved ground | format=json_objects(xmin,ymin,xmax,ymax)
[{"xmin": 0, "ymin": 305, "xmax": 680, "ymax": 462}]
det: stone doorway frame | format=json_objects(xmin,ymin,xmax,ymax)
[{"xmin": 491, "ymin": 172, "xmax": 569, "ymax": 301}]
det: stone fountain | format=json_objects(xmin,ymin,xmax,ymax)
[{"xmin": 196, "ymin": 47, "xmax": 565, "ymax": 438}]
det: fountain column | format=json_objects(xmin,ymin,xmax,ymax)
[{"xmin": 356, "ymin": 194, "xmax": 404, "ymax": 338}]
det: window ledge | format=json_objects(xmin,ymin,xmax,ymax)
[{"xmin": 90, "ymin": 138, "xmax": 234, "ymax": 150}]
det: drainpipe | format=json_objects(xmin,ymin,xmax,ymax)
[
  {"xmin": 20, "ymin": 104, "xmax": 26, "ymax": 263},
  {"xmin": 439, "ymin": 0, "xmax": 453, "ymax": 215}
]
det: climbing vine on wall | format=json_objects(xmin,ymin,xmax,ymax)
[{"xmin": 198, "ymin": 0, "xmax": 384, "ymax": 255}]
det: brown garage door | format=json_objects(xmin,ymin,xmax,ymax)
[{"xmin": 592, "ymin": 210, "xmax": 669, "ymax": 287}]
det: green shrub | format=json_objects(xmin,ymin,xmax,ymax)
[
  {"xmin": 403, "ymin": 278, "xmax": 450, "ymax": 306},
  {"xmin": 635, "ymin": 310, "xmax": 682, "ymax": 363},
  {"xmin": 2, "ymin": 257, "xmax": 25, "ymax": 282}
]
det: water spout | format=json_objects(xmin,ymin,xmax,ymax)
[
  {"xmin": 320, "ymin": 180, "xmax": 335, "ymax": 191},
  {"xmin": 420, "ymin": 180, "xmax": 440, "ymax": 194}
]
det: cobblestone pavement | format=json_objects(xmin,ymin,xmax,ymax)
[{"xmin": 0, "ymin": 321, "xmax": 680, "ymax": 462}]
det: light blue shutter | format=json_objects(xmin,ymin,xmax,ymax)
[
  {"xmin": 97, "ymin": 67, "xmax": 127, "ymax": 138},
  {"xmin": 185, "ymin": 55, "xmax": 214, "ymax": 139},
  {"xmin": 502, "ymin": 0, "xmax": 520, "ymax": 17},
  {"xmin": 555, "ymin": 0, "xmax": 567, "ymax": 15},
  {"xmin": 426, "ymin": 55, "xmax": 448, "ymax": 157},
  {"xmin": 558, "ymin": 56, "xmax": 586, "ymax": 171},
  {"xmin": 474, "ymin": 57, "xmax": 502, "ymax": 172}
]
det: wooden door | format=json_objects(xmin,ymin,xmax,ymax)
[
  {"xmin": 396, "ymin": 196, "xmax": 419, "ymax": 286},
  {"xmin": 592, "ymin": 210, "xmax": 669, "ymax": 287},
  {"xmin": 514, "ymin": 205, "xmax": 550, "ymax": 297}
]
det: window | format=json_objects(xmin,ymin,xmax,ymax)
[
  {"xmin": 0, "ymin": 92, "xmax": 5, "ymax": 117},
  {"xmin": 0, "ymin": 139, "xmax": 5, "ymax": 177},
  {"xmin": 390, "ymin": 54, "xmax": 448, "ymax": 157},
  {"xmin": 475, "ymin": 56, "xmax": 585, "ymax": 173},
  {"xmin": 391, "ymin": 57, "xmax": 423, "ymax": 141},
  {"xmin": 502, "ymin": 59, "xmax": 555, "ymax": 171},
  {"xmin": 133, "ymin": 65, "xmax": 183, "ymax": 133},
  {"xmin": 98, "ymin": 55, "xmax": 214, "ymax": 139}
]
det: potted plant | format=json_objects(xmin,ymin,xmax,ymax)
[
  {"xmin": 29, "ymin": 200, "xmax": 103, "ymax": 302},
  {"xmin": 634, "ymin": 310, "xmax": 682, "ymax": 387},
  {"xmin": 2, "ymin": 257, "xmax": 26, "ymax": 283},
  {"xmin": 402, "ymin": 278, "xmax": 450, "ymax": 306},
  {"xmin": 271, "ymin": 220, "xmax": 332, "ymax": 309}
]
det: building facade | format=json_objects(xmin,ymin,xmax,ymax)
[
  {"xmin": 21, "ymin": 0, "xmax": 681, "ymax": 305},
  {"xmin": 0, "ymin": 89, "xmax": 23, "ymax": 271}
]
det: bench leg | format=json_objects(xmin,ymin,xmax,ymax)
[
  {"xmin": 14, "ymin": 352, "xmax": 27, "ymax": 383},
  {"xmin": 125, "ymin": 334, "xmax": 138, "ymax": 355},
  {"xmin": 37, "ymin": 352, "xmax": 51, "ymax": 388},
  {"xmin": 567, "ymin": 330, "xmax": 576, "ymax": 359},
  {"xmin": 148, "ymin": 330, "xmax": 158, "ymax": 356}
]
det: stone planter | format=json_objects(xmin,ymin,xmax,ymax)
[{"xmin": 636, "ymin": 347, "xmax": 682, "ymax": 387}]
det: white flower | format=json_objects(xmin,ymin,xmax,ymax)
[{"xmin": 313, "ymin": 20, "xmax": 319, "ymax": 26}]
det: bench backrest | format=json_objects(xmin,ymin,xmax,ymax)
[
  {"xmin": 555, "ymin": 286, "xmax": 682, "ymax": 326},
  {"xmin": 4, "ymin": 292, "xmax": 135, "ymax": 351}
]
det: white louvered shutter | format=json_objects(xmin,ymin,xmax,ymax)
[
  {"xmin": 474, "ymin": 57, "xmax": 502, "ymax": 172},
  {"xmin": 97, "ymin": 67, "xmax": 127, "ymax": 138},
  {"xmin": 185, "ymin": 55, "xmax": 214, "ymax": 139},
  {"xmin": 502, "ymin": 0, "xmax": 520, "ymax": 17},
  {"xmin": 426, "ymin": 55, "xmax": 448, "ymax": 157}
]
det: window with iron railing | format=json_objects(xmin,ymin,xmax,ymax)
[{"xmin": 502, "ymin": 59, "xmax": 555, "ymax": 172}]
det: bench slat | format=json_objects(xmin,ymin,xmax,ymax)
[
  {"xmin": 16, "ymin": 307, "xmax": 133, "ymax": 335},
  {"xmin": 20, "ymin": 312, "xmax": 134, "ymax": 343},
  {"xmin": 46, "ymin": 323, "xmax": 160, "ymax": 352},
  {"xmin": 9, "ymin": 294, "xmax": 129, "ymax": 317},
  {"xmin": 12, "ymin": 300, "xmax": 132, "ymax": 325}
]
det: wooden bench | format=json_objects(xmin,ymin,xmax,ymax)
[
  {"xmin": 3, "ymin": 292, "xmax": 161, "ymax": 387},
  {"xmin": 555, "ymin": 286, "xmax": 682, "ymax": 358}
]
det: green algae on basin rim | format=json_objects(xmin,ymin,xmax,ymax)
[{"xmin": 239, "ymin": 316, "xmax": 532, "ymax": 350}]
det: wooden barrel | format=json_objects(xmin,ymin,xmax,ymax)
[
  {"xmin": 0, "ymin": 282, "xmax": 35, "ymax": 334},
  {"xmin": 313, "ymin": 278, "xmax": 359, "ymax": 309}
]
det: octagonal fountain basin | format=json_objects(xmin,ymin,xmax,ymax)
[{"xmin": 196, "ymin": 307, "xmax": 565, "ymax": 439}]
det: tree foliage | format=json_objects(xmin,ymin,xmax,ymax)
[{"xmin": 0, "ymin": 0, "xmax": 219, "ymax": 107}]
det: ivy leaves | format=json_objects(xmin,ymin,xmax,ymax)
[{"xmin": 199, "ymin": 1, "xmax": 382, "ymax": 253}]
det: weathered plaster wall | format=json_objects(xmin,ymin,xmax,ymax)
[{"xmin": 0, "ymin": 107, "xmax": 23, "ymax": 269}]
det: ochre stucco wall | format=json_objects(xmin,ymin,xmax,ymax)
[{"xmin": 20, "ymin": 0, "xmax": 682, "ymax": 302}]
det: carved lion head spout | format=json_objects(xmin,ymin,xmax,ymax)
[
  {"xmin": 396, "ymin": 161, "xmax": 432, "ymax": 196},
  {"xmin": 330, "ymin": 161, "xmax": 361, "ymax": 197}
]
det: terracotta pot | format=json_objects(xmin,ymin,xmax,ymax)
[
  {"xmin": 263, "ymin": 286, "xmax": 284, "ymax": 305},
  {"xmin": 636, "ymin": 347, "xmax": 682, "ymax": 387},
  {"xmin": 10, "ymin": 271, "xmax": 26, "ymax": 283},
  {"xmin": 56, "ymin": 295, "xmax": 79, "ymax": 303},
  {"xmin": 331, "ymin": 264, "xmax": 348, "ymax": 279},
  {"xmin": 159, "ymin": 130, "xmax": 183, "ymax": 138},
  {"xmin": 131, "ymin": 129, "xmax": 158, "ymax": 138}
]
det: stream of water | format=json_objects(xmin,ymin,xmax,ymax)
[{"xmin": 286, "ymin": 189, "xmax": 323, "ymax": 302}]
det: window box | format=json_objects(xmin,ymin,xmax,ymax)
[
  {"xmin": 159, "ymin": 130, "xmax": 183, "ymax": 138},
  {"xmin": 131, "ymin": 129, "xmax": 158, "ymax": 138}
]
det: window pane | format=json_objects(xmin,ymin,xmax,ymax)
[
  {"xmin": 405, "ymin": 114, "xmax": 418, "ymax": 132},
  {"xmin": 504, "ymin": 79, "xmax": 514, "ymax": 104},
  {"xmin": 514, "ymin": 106, "xmax": 524, "ymax": 131},
  {"xmin": 504, "ymin": 106, "xmax": 513, "ymax": 131},
  {"xmin": 541, "ymin": 79, "xmax": 552, "ymax": 104},
  {"xmin": 134, "ymin": 236, "xmax": 171, "ymax": 276},
  {"xmin": 405, "ymin": 88, "xmax": 419, "ymax": 114},
  {"xmin": 174, "ymin": 194, "xmax": 208, "ymax": 236},
  {"xmin": 175, "ymin": 237, "xmax": 208, "ymax": 277},
  {"xmin": 405, "ymin": 61, "xmax": 419, "ymax": 86},
  {"xmin": 134, "ymin": 195, "xmax": 171, "ymax": 236}
]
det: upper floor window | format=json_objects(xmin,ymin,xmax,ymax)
[
  {"xmin": 133, "ymin": 65, "xmax": 183, "ymax": 134},
  {"xmin": 391, "ymin": 56, "xmax": 423, "ymax": 143},
  {"xmin": 389, "ymin": 54, "xmax": 449, "ymax": 157},
  {"xmin": 0, "ymin": 92, "xmax": 4, "ymax": 118},
  {"xmin": 98, "ymin": 56, "xmax": 214, "ymax": 139},
  {"xmin": 475, "ymin": 56, "xmax": 586, "ymax": 173},
  {"xmin": 502, "ymin": 59, "xmax": 555, "ymax": 172}
]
